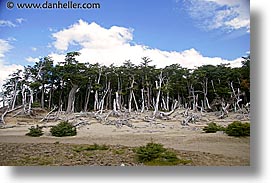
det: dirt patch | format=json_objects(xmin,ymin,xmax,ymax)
[
  {"xmin": 0, "ymin": 142, "xmax": 248, "ymax": 166},
  {"xmin": 0, "ymin": 109, "xmax": 250, "ymax": 166}
]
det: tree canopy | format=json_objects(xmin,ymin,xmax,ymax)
[{"xmin": 0, "ymin": 53, "xmax": 250, "ymax": 115}]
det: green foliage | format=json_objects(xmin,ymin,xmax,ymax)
[
  {"xmin": 135, "ymin": 142, "xmax": 166, "ymax": 162},
  {"xmin": 134, "ymin": 142, "xmax": 191, "ymax": 166},
  {"xmin": 73, "ymin": 143, "xmax": 109, "ymax": 152},
  {"xmin": 225, "ymin": 121, "xmax": 250, "ymax": 137},
  {"xmin": 203, "ymin": 122, "xmax": 225, "ymax": 133},
  {"xmin": 50, "ymin": 121, "xmax": 77, "ymax": 137},
  {"xmin": 113, "ymin": 149, "xmax": 125, "ymax": 155},
  {"xmin": 31, "ymin": 101, "xmax": 41, "ymax": 108},
  {"xmin": 25, "ymin": 125, "xmax": 43, "ymax": 137},
  {"xmin": 2, "ymin": 54, "xmax": 250, "ymax": 113}
]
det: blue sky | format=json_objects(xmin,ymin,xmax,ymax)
[{"xmin": 0, "ymin": 0, "xmax": 250, "ymax": 85}]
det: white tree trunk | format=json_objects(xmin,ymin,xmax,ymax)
[
  {"xmin": 66, "ymin": 84, "xmax": 78, "ymax": 113},
  {"xmin": 115, "ymin": 91, "xmax": 120, "ymax": 111},
  {"xmin": 153, "ymin": 72, "xmax": 163, "ymax": 116},
  {"xmin": 27, "ymin": 88, "xmax": 33, "ymax": 115},
  {"xmin": 128, "ymin": 79, "xmax": 135, "ymax": 113},
  {"xmin": 84, "ymin": 81, "xmax": 92, "ymax": 112},
  {"xmin": 94, "ymin": 70, "xmax": 101, "ymax": 111},
  {"xmin": 131, "ymin": 91, "xmax": 138, "ymax": 111},
  {"xmin": 141, "ymin": 88, "xmax": 145, "ymax": 113},
  {"xmin": 11, "ymin": 80, "xmax": 18, "ymax": 110},
  {"xmin": 159, "ymin": 100, "xmax": 178, "ymax": 116}
]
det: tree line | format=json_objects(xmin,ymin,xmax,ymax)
[{"xmin": 0, "ymin": 52, "xmax": 250, "ymax": 117}]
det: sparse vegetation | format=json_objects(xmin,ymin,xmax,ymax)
[
  {"xmin": 134, "ymin": 142, "xmax": 191, "ymax": 166},
  {"xmin": 50, "ymin": 121, "xmax": 76, "ymax": 137},
  {"xmin": 73, "ymin": 143, "xmax": 109, "ymax": 152},
  {"xmin": 225, "ymin": 121, "xmax": 250, "ymax": 137},
  {"xmin": 203, "ymin": 122, "xmax": 225, "ymax": 133},
  {"xmin": 31, "ymin": 101, "xmax": 41, "ymax": 108},
  {"xmin": 25, "ymin": 125, "xmax": 43, "ymax": 137},
  {"xmin": 113, "ymin": 149, "xmax": 125, "ymax": 155}
]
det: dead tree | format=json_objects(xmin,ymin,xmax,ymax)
[
  {"xmin": 40, "ymin": 106, "xmax": 58, "ymax": 122},
  {"xmin": 94, "ymin": 69, "xmax": 102, "ymax": 111},
  {"xmin": 141, "ymin": 88, "xmax": 145, "ymax": 113},
  {"xmin": 66, "ymin": 84, "xmax": 78, "ymax": 113},
  {"xmin": 159, "ymin": 100, "xmax": 178, "ymax": 116},
  {"xmin": 153, "ymin": 71, "xmax": 164, "ymax": 117}
]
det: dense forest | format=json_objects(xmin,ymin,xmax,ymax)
[{"xmin": 0, "ymin": 52, "xmax": 250, "ymax": 124}]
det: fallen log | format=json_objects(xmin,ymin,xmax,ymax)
[
  {"xmin": 40, "ymin": 106, "xmax": 58, "ymax": 122},
  {"xmin": 0, "ymin": 105, "xmax": 23, "ymax": 125}
]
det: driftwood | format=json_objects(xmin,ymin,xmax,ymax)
[
  {"xmin": 159, "ymin": 100, "xmax": 178, "ymax": 117},
  {"xmin": 40, "ymin": 106, "xmax": 58, "ymax": 122},
  {"xmin": 0, "ymin": 105, "xmax": 23, "ymax": 125},
  {"xmin": 181, "ymin": 112, "xmax": 200, "ymax": 126},
  {"xmin": 72, "ymin": 120, "xmax": 90, "ymax": 128},
  {"xmin": 105, "ymin": 119, "xmax": 133, "ymax": 128}
]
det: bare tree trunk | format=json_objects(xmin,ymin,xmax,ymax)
[
  {"xmin": 153, "ymin": 72, "xmax": 163, "ymax": 116},
  {"xmin": 41, "ymin": 84, "xmax": 45, "ymax": 108},
  {"xmin": 146, "ymin": 83, "xmax": 150, "ymax": 110},
  {"xmin": 132, "ymin": 90, "xmax": 139, "ymax": 111},
  {"xmin": 94, "ymin": 70, "xmax": 101, "ymax": 111},
  {"xmin": 66, "ymin": 84, "xmax": 78, "ymax": 113},
  {"xmin": 21, "ymin": 84, "xmax": 26, "ymax": 113},
  {"xmin": 166, "ymin": 92, "xmax": 170, "ymax": 111},
  {"xmin": 28, "ymin": 89, "xmax": 33, "ymax": 115},
  {"xmin": 128, "ymin": 78, "xmax": 134, "ymax": 113},
  {"xmin": 190, "ymin": 85, "xmax": 197, "ymax": 111},
  {"xmin": 113, "ymin": 99, "xmax": 117, "ymax": 112},
  {"xmin": 159, "ymin": 100, "xmax": 178, "ymax": 116},
  {"xmin": 115, "ymin": 91, "xmax": 120, "ymax": 111},
  {"xmin": 141, "ymin": 88, "xmax": 145, "ymax": 113},
  {"xmin": 11, "ymin": 80, "xmax": 18, "ymax": 110},
  {"xmin": 84, "ymin": 81, "xmax": 92, "ymax": 112},
  {"xmin": 48, "ymin": 87, "xmax": 53, "ymax": 110},
  {"xmin": 99, "ymin": 88, "xmax": 109, "ymax": 114},
  {"xmin": 211, "ymin": 80, "xmax": 216, "ymax": 93}
]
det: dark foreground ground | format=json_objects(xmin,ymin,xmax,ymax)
[{"xmin": 0, "ymin": 142, "xmax": 249, "ymax": 166}]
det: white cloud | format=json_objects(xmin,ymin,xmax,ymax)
[
  {"xmin": 52, "ymin": 19, "xmax": 133, "ymax": 51},
  {"xmin": 16, "ymin": 18, "xmax": 26, "ymax": 24},
  {"xmin": 0, "ymin": 20, "xmax": 16, "ymax": 28},
  {"xmin": 0, "ymin": 39, "xmax": 13, "ymax": 58},
  {"xmin": 31, "ymin": 47, "xmax": 37, "ymax": 51},
  {"xmin": 180, "ymin": 0, "xmax": 250, "ymax": 32},
  {"xmin": 26, "ymin": 56, "xmax": 40, "ymax": 63},
  {"xmin": 0, "ymin": 39, "xmax": 23, "ymax": 87},
  {"xmin": 51, "ymin": 20, "xmax": 244, "ymax": 69},
  {"xmin": 0, "ymin": 18, "xmax": 26, "ymax": 28}
]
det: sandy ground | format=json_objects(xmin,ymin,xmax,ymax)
[{"xmin": 0, "ymin": 109, "xmax": 250, "ymax": 165}]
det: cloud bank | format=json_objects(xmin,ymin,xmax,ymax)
[
  {"xmin": 180, "ymin": 0, "xmax": 250, "ymax": 33},
  {"xmin": 0, "ymin": 39, "xmax": 24, "ymax": 87},
  {"xmin": 50, "ymin": 20, "xmax": 243, "ymax": 68}
]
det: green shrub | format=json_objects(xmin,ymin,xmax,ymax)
[
  {"xmin": 25, "ymin": 125, "xmax": 43, "ymax": 137},
  {"xmin": 31, "ymin": 101, "xmax": 41, "ymax": 108},
  {"xmin": 50, "ymin": 121, "xmax": 77, "ymax": 137},
  {"xmin": 135, "ymin": 142, "xmax": 166, "ymax": 162},
  {"xmin": 203, "ymin": 122, "xmax": 225, "ymax": 133},
  {"xmin": 225, "ymin": 121, "xmax": 250, "ymax": 137},
  {"xmin": 73, "ymin": 143, "xmax": 109, "ymax": 152},
  {"xmin": 135, "ymin": 142, "xmax": 191, "ymax": 165}
]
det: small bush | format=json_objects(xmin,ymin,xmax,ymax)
[
  {"xmin": 26, "ymin": 125, "xmax": 43, "ymax": 137},
  {"xmin": 203, "ymin": 122, "xmax": 225, "ymax": 133},
  {"xmin": 73, "ymin": 143, "xmax": 109, "ymax": 152},
  {"xmin": 50, "ymin": 121, "xmax": 77, "ymax": 137},
  {"xmin": 135, "ymin": 142, "xmax": 166, "ymax": 162},
  {"xmin": 135, "ymin": 142, "xmax": 191, "ymax": 165},
  {"xmin": 225, "ymin": 121, "xmax": 250, "ymax": 137},
  {"xmin": 31, "ymin": 101, "xmax": 41, "ymax": 108}
]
